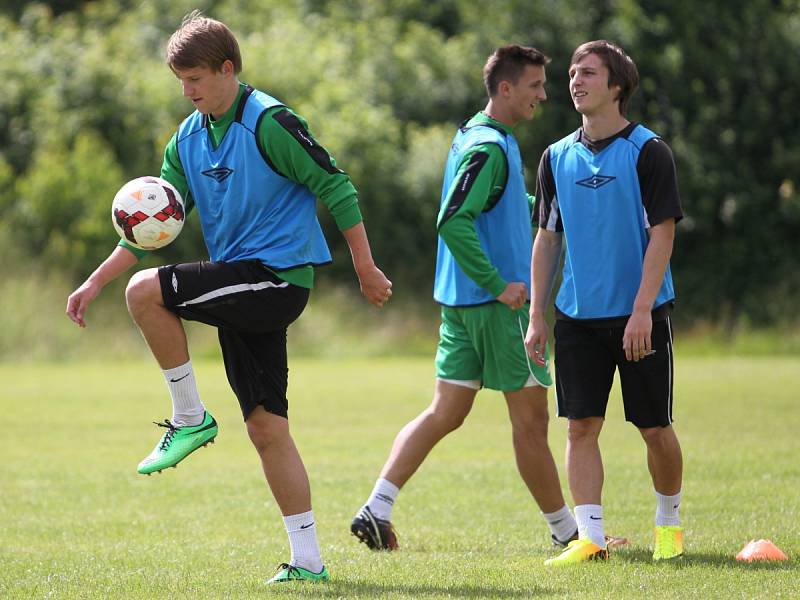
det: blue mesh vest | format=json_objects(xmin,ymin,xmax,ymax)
[
  {"xmin": 176, "ymin": 86, "xmax": 332, "ymax": 268},
  {"xmin": 549, "ymin": 124, "xmax": 675, "ymax": 319},
  {"xmin": 434, "ymin": 123, "xmax": 531, "ymax": 307}
]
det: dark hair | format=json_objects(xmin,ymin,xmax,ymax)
[
  {"xmin": 166, "ymin": 10, "xmax": 242, "ymax": 74},
  {"xmin": 483, "ymin": 44, "xmax": 550, "ymax": 97},
  {"xmin": 570, "ymin": 40, "xmax": 639, "ymax": 115}
]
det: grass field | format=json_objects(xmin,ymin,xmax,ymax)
[{"xmin": 1, "ymin": 356, "xmax": 798, "ymax": 598}]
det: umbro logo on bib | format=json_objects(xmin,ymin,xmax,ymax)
[
  {"xmin": 576, "ymin": 174, "xmax": 616, "ymax": 189},
  {"xmin": 201, "ymin": 167, "xmax": 234, "ymax": 182}
]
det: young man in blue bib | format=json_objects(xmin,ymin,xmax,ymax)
[
  {"xmin": 351, "ymin": 45, "xmax": 580, "ymax": 552},
  {"xmin": 66, "ymin": 11, "xmax": 392, "ymax": 584},
  {"xmin": 525, "ymin": 40, "xmax": 684, "ymax": 565}
]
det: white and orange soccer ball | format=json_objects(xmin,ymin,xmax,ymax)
[{"xmin": 112, "ymin": 176, "xmax": 185, "ymax": 250}]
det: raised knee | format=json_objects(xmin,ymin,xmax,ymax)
[{"xmin": 125, "ymin": 270, "xmax": 159, "ymax": 314}]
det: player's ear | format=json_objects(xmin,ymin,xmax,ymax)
[{"xmin": 497, "ymin": 80, "xmax": 511, "ymax": 98}]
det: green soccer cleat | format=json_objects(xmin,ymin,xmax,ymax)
[
  {"xmin": 137, "ymin": 411, "xmax": 218, "ymax": 475},
  {"xmin": 653, "ymin": 525, "xmax": 684, "ymax": 561},
  {"xmin": 544, "ymin": 539, "xmax": 608, "ymax": 566},
  {"xmin": 266, "ymin": 563, "xmax": 329, "ymax": 584}
]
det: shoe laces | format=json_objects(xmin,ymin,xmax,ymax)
[
  {"xmin": 275, "ymin": 563, "xmax": 301, "ymax": 578},
  {"xmin": 154, "ymin": 419, "xmax": 178, "ymax": 451}
]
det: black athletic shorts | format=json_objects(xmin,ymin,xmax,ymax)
[
  {"xmin": 553, "ymin": 317, "xmax": 675, "ymax": 428},
  {"xmin": 158, "ymin": 260, "xmax": 309, "ymax": 420}
]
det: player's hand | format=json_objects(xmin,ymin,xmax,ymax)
[
  {"xmin": 622, "ymin": 308, "xmax": 652, "ymax": 361},
  {"xmin": 497, "ymin": 282, "xmax": 527, "ymax": 311},
  {"xmin": 525, "ymin": 312, "xmax": 549, "ymax": 366},
  {"xmin": 357, "ymin": 264, "xmax": 392, "ymax": 308},
  {"xmin": 66, "ymin": 280, "xmax": 101, "ymax": 328}
]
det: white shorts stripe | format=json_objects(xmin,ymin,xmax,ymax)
[
  {"xmin": 517, "ymin": 314, "xmax": 549, "ymax": 387},
  {"xmin": 666, "ymin": 316, "xmax": 674, "ymax": 424},
  {"xmin": 437, "ymin": 377, "xmax": 481, "ymax": 390},
  {"xmin": 176, "ymin": 280, "xmax": 289, "ymax": 308}
]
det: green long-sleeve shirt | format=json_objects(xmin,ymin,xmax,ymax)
[
  {"xmin": 437, "ymin": 112, "xmax": 535, "ymax": 298},
  {"xmin": 120, "ymin": 83, "xmax": 362, "ymax": 288}
]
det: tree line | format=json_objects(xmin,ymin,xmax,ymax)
[{"xmin": 1, "ymin": 0, "xmax": 798, "ymax": 326}]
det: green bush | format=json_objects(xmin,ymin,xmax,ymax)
[{"xmin": 1, "ymin": 0, "xmax": 799, "ymax": 327}]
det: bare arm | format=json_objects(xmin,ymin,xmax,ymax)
[
  {"xmin": 525, "ymin": 229, "xmax": 562, "ymax": 365},
  {"xmin": 340, "ymin": 222, "xmax": 392, "ymax": 307},
  {"xmin": 623, "ymin": 219, "xmax": 675, "ymax": 361},
  {"xmin": 66, "ymin": 246, "xmax": 140, "ymax": 327}
]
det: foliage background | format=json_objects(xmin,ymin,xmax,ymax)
[{"xmin": 1, "ymin": 0, "xmax": 799, "ymax": 359}]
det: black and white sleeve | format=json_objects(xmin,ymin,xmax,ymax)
[
  {"xmin": 534, "ymin": 147, "xmax": 562, "ymax": 231},
  {"xmin": 637, "ymin": 138, "xmax": 683, "ymax": 227}
]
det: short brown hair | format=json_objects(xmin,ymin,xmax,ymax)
[
  {"xmin": 166, "ymin": 11, "xmax": 242, "ymax": 74},
  {"xmin": 483, "ymin": 45, "xmax": 550, "ymax": 97},
  {"xmin": 570, "ymin": 40, "xmax": 639, "ymax": 115}
]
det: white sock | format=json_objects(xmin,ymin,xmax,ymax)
[
  {"xmin": 283, "ymin": 510, "xmax": 323, "ymax": 573},
  {"xmin": 542, "ymin": 505, "xmax": 578, "ymax": 543},
  {"xmin": 655, "ymin": 490, "xmax": 681, "ymax": 526},
  {"xmin": 162, "ymin": 360, "xmax": 205, "ymax": 427},
  {"xmin": 574, "ymin": 504, "xmax": 606, "ymax": 548},
  {"xmin": 365, "ymin": 478, "xmax": 400, "ymax": 521}
]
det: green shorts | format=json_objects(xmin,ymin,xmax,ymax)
[{"xmin": 434, "ymin": 302, "xmax": 553, "ymax": 391}]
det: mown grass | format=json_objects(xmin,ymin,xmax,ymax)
[{"xmin": 1, "ymin": 356, "xmax": 798, "ymax": 598}]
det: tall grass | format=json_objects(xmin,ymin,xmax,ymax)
[
  {"xmin": 4, "ymin": 265, "xmax": 800, "ymax": 363},
  {"xmin": 0, "ymin": 267, "xmax": 439, "ymax": 362}
]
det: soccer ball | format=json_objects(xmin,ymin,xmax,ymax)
[{"xmin": 112, "ymin": 176, "xmax": 185, "ymax": 250}]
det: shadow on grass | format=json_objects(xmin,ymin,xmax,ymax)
[
  {"xmin": 616, "ymin": 547, "xmax": 795, "ymax": 570},
  {"xmin": 254, "ymin": 580, "xmax": 555, "ymax": 598}
]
